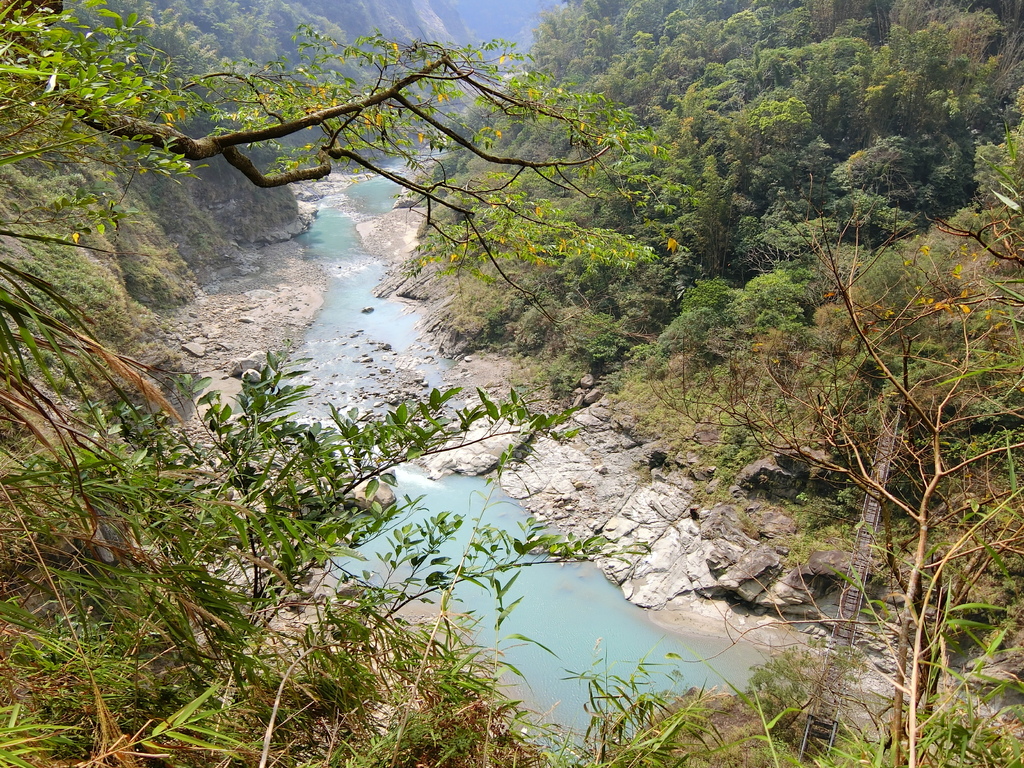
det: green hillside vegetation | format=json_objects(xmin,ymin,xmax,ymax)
[
  {"xmin": 442, "ymin": 0, "xmax": 1024, "ymax": 382},
  {"xmin": 0, "ymin": 0, "xmax": 302, "ymax": 364}
]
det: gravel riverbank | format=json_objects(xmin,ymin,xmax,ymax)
[
  {"xmin": 165, "ymin": 174, "xmax": 355, "ymax": 406},
  {"xmin": 168, "ymin": 241, "xmax": 326, "ymax": 405}
]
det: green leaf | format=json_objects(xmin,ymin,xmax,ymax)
[
  {"xmin": 949, "ymin": 602, "xmax": 1005, "ymax": 613},
  {"xmin": 993, "ymin": 190, "xmax": 1022, "ymax": 212},
  {"xmin": 154, "ymin": 684, "xmax": 220, "ymax": 735},
  {"xmin": 504, "ymin": 633, "xmax": 557, "ymax": 657},
  {"xmin": 0, "ymin": 137, "xmax": 85, "ymax": 167}
]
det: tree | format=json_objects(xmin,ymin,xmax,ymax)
[{"xmin": 662, "ymin": 208, "xmax": 1024, "ymax": 763}]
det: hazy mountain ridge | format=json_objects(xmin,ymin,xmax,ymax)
[
  {"xmin": 295, "ymin": 0, "xmax": 471, "ymax": 43},
  {"xmin": 454, "ymin": 0, "xmax": 559, "ymax": 46}
]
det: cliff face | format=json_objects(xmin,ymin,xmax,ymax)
[
  {"xmin": 138, "ymin": 162, "xmax": 301, "ymax": 284},
  {"xmin": 381, "ymin": 0, "xmax": 469, "ymax": 42}
]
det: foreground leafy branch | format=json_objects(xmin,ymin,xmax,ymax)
[
  {"xmin": 0, "ymin": 354, "xmax": 608, "ymax": 765},
  {"xmin": 3, "ymin": 3, "xmax": 644, "ymax": 231}
]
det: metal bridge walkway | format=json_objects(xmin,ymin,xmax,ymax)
[{"xmin": 799, "ymin": 412, "xmax": 901, "ymax": 757}]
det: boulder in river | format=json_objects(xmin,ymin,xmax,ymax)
[
  {"xmin": 420, "ymin": 417, "xmax": 526, "ymax": 479},
  {"xmin": 350, "ymin": 479, "xmax": 397, "ymax": 511},
  {"xmin": 228, "ymin": 351, "xmax": 268, "ymax": 377}
]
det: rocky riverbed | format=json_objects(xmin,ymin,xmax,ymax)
[
  {"xmin": 367, "ymin": 213, "xmax": 812, "ymax": 640},
  {"xmin": 167, "ymin": 172, "xmax": 894, "ymax": 700}
]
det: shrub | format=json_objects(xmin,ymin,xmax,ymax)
[{"xmin": 728, "ymin": 266, "xmax": 811, "ymax": 334}]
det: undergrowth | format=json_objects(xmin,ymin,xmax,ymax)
[{"xmin": 0, "ymin": 357, "xmax": 593, "ymax": 767}]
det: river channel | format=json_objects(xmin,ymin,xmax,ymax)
[{"xmin": 294, "ymin": 176, "xmax": 765, "ymax": 728}]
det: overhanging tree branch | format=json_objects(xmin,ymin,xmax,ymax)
[{"xmin": 70, "ymin": 41, "xmax": 618, "ymax": 206}]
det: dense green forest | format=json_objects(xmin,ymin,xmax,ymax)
[
  {"xmin": 446, "ymin": 0, "xmax": 1024, "ymax": 383},
  {"xmin": 3, "ymin": 0, "xmax": 1024, "ymax": 766}
]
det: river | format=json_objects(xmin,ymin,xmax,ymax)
[{"xmin": 294, "ymin": 175, "xmax": 765, "ymax": 729}]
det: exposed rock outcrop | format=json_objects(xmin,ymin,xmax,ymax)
[
  {"xmin": 718, "ymin": 548, "xmax": 783, "ymax": 602},
  {"xmin": 735, "ymin": 451, "xmax": 835, "ymax": 500},
  {"xmin": 756, "ymin": 549, "xmax": 851, "ymax": 617},
  {"xmin": 403, "ymin": 388, "xmax": 854, "ymax": 631},
  {"xmin": 495, "ymin": 400, "xmax": 832, "ymax": 621},
  {"xmin": 420, "ymin": 416, "xmax": 529, "ymax": 479},
  {"xmin": 735, "ymin": 455, "xmax": 806, "ymax": 500}
]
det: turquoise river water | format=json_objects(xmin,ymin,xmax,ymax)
[{"xmin": 294, "ymin": 176, "xmax": 764, "ymax": 729}]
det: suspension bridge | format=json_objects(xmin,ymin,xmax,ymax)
[{"xmin": 799, "ymin": 411, "xmax": 901, "ymax": 756}]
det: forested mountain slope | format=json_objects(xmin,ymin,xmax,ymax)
[
  {"xmin": 425, "ymin": 3, "xmax": 1024, "ymax": 756},
  {"xmin": 531, "ymin": 0, "xmax": 1022, "ymax": 274},
  {"xmin": 440, "ymin": 0, "xmax": 1024, "ymax": 388},
  {"xmin": 123, "ymin": 0, "xmax": 469, "ymax": 61},
  {"xmin": 432, "ymin": 0, "xmax": 1024, "ymax": 654}
]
